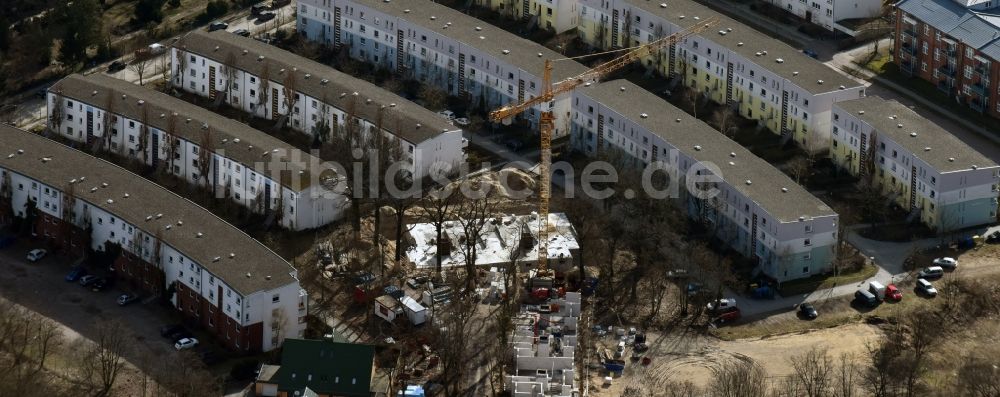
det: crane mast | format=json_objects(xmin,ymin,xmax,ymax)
[{"xmin": 488, "ymin": 19, "xmax": 717, "ymax": 274}]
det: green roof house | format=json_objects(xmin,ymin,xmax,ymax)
[{"xmin": 255, "ymin": 339, "xmax": 379, "ymax": 397}]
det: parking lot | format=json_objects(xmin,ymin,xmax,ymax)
[{"xmin": 0, "ymin": 239, "xmax": 217, "ymax": 373}]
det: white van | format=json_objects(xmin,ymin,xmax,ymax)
[{"xmin": 918, "ymin": 266, "xmax": 944, "ymax": 279}]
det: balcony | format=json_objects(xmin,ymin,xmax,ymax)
[
  {"xmin": 900, "ymin": 59, "xmax": 914, "ymax": 74},
  {"xmin": 971, "ymin": 81, "xmax": 988, "ymax": 97},
  {"xmin": 937, "ymin": 79, "xmax": 954, "ymax": 93},
  {"xmin": 970, "ymin": 98, "xmax": 986, "ymax": 113},
  {"xmin": 937, "ymin": 64, "xmax": 957, "ymax": 78},
  {"xmin": 902, "ymin": 27, "xmax": 917, "ymax": 38},
  {"xmin": 975, "ymin": 63, "xmax": 990, "ymax": 76},
  {"xmin": 901, "ymin": 41, "xmax": 918, "ymax": 56}
]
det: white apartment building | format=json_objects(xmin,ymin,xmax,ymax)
[
  {"xmin": 473, "ymin": 0, "xmax": 580, "ymax": 33},
  {"xmin": 576, "ymin": 0, "xmax": 865, "ymax": 154},
  {"xmin": 47, "ymin": 74, "xmax": 347, "ymax": 231},
  {"xmin": 573, "ymin": 81, "xmax": 839, "ymax": 282},
  {"xmin": 296, "ymin": 0, "xmax": 591, "ymax": 138},
  {"xmin": 831, "ymin": 96, "xmax": 1000, "ymax": 231},
  {"xmin": 171, "ymin": 30, "xmax": 466, "ymax": 180},
  {"xmin": 763, "ymin": 0, "xmax": 883, "ymax": 33},
  {"xmin": 0, "ymin": 126, "xmax": 306, "ymax": 352}
]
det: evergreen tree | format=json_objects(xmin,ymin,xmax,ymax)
[{"xmin": 57, "ymin": 0, "xmax": 103, "ymax": 65}]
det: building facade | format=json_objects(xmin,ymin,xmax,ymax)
[
  {"xmin": 296, "ymin": 0, "xmax": 591, "ymax": 138},
  {"xmin": 171, "ymin": 30, "xmax": 466, "ymax": 180},
  {"xmin": 576, "ymin": 0, "xmax": 866, "ymax": 153},
  {"xmin": 472, "ymin": 0, "xmax": 580, "ymax": 33},
  {"xmin": 763, "ymin": 0, "xmax": 883, "ymax": 33},
  {"xmin": 830, "ymin": 96, "xmax": 999, "ymax": 231},
  {"xmin": 573, "ymin": 81, "xmax": 839, "ymax": 282},
  {"xmin": 894, "ymin": 0, "xmax": 1000, "ymax": 118},
  {"xmin": 0, "ymin": 126, "xmax": 307, "ymax": 352},
  {"xmin": 47, "ymin": 74, "xmax": 346, "ymax": 231}
]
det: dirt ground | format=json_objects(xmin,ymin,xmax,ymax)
[{"xmin": 587, "ymin": 323, "xmax": 880, "ymax": 395}]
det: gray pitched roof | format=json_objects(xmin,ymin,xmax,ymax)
[
  {"xmin": 898, "ymin": 0, "xmax": 1000, "ymax": 59},
  {"xmin": 835, "ymin": 96, "xmax": 998, "ymax": 172},
  {"xmin": 627, "ymin": 0, "xmax": 860, "ymax": 95},
  {"xmin": 174, "ymin": 30, "xmax": 459, "ymax": 144},
  {"xmin": 49, "ymin": 74, "xmax": 327, "ymax": 190},
  {"xmin": 0, "ymin": 126, "xmax": 299, "ymax": 295},
  {"xmin": 581, "ymin": 80, "xmax": 835, "ymax": 222},
  {"xmin": 345, "ymin": 0, "xmax": 591, "ymax": 82}
]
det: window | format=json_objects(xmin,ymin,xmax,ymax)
[
  {"xmin": 804, "ymin": 239, "xmax": 811, "ymax": 246},
  {"xmin": 272, "ymin": 294, "xmax": 280, "ymax": 303}
]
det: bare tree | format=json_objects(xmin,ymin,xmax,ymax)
[
  {"xmin": 834, "ymin": 353, "xmax": 858, "ymax": 397},
  {"xmin": 787, "ymin": 347, "xmax": 835, "ymax": 397},
  {"xmin": 453, "ymin": 182, "xmax": 499, "ymax": 290},
  {"xmin": 957, "ymin": 348, "xmax": 1000, "ymax": 397},
  {"xmin": 710, "ymin": 358, "xmax": 769, "ymax": 397},
  {"xmin": 93, "ymin": 320, "xmax": 130, "ymax": 396},
  {"xmin": 418, "ymin": 186, "xmax": 459, "ymax": 275}
]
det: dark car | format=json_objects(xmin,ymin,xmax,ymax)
[
  {"xmin": 251, "ymin": 4, "xmax": 269, "ymax": 16},
  {"xmin": 208, "ymin": 21, "xmax": 229, "ymax": 32},
  {"xmin": 270, "ymin": 0, "xmax": 290, "ymax": 7},
  {"xmin": 798, "ymin": 303, "xmax": 818, "ymax": 319},
  {"xmin": 107, "ymin": 61, "xmax": 127, "ymax": 73},
  {"xmin": 714, "ymin": 306, "xmax": 741, "ymax": 324},
  {"xmin": 160, "ymin": 324, "xmax": 184, "ymax": 338},
  {"xmin": 256, "ymin": 11, "xmax": 276, "ymax": 22},
  {"xmin": 233, "ymin": 28, "xmax": 251, "ymax": 37},
  {"xmin": 91, "ymin": 277, "xmax": 114, "ymax": 292},
  {"xmin": 802, "ymin": 49, "xmax": 819, "ymax": 58},
  {"xmin": 117, "ymin": 293, "xmax": 139, "ymax": 306},
  {"xmin": 65, "ymin": 266, "xmax": 87, "ymax": 282}
]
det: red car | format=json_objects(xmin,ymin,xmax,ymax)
[
  {"xmin": 886, "ymin": 284, "xmax": 903, "ymax": 301},
  {"xmin": 715, "ymin": 306, "xmax": 741, "ymax": 324}
]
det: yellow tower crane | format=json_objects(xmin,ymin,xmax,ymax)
[{"xmin": 488, "ymin": 18, "xmax": 718, "ymax": 274}]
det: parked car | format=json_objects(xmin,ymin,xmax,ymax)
[
  {"xmin": 918, "ymin": 266, "xmax": 944, "ymax": 279},
  {"xmin": 208, "ymin": 21, "xmax": 229, "ymax": 31},
  {"xmin": 886, "ymin": 284, "xmax": 903, "ymax": 301},
  {"xmin": 437, "ymin": 110, "xmax": 456, "ymax": 121},
  {"xmin": 256, "ymin": 11, "xmax": 276, "ymax": 22},
  {"xmin": 798, "ymin": 303, "xmax": 818, "ymax": 319},
  {"xmin": 933, "ymin": 257, "xmax": 958, "ymax": 269},
  {"xmin": 117, "ymin": 293, "xmax": 139, "ymax": 306},
  {"xmin": 251, "ymin": 3, "xmax": 269, "ymax": 16},
  {"xmin": 174, "ymin": 337, "xmax": 199, "ymax": 350},
  {"xmin": 706, "ymin": 298, "xmax": 736, "ymax": 312},
  {"xmin": 160, "ymin": 324, "xmax": 184, "ymax": 338},
  {"xmin": 986, "ymin": 230, "xmax": 1000, "ymax": 243},
  {"xmin": 78, "ymin": 275, "xmax": 100, "ymax": 287},
  {"xmin": 107, "ymin": 60, "xmax": 127, "ymax": 72},
  {"xmin": 406, "ymin": 278, "xmax": 422, "ymax": 289},
  {"xmin": 854, "ymin": 290, "xmax": 878, "ymax": 307},
  {"xmin": 271, "ymin": 0, "xmax": 290, "ymax": 7},
  {"xmin": 147, "ymin": 43, "xmax": 167, "ymax": 55},
  {"xmin": 714, "ymin": 306, "xmax": 741, "ymax": 324},
  {"xmin": 453, "ymin": 117, "xmax": 470, "ymax": 126},
  {"xmin": 26, "ymin": 249, "xmax": 47, "ymax": 262},
  {"xmin": 65, "ymin": 266, "xmax": 87, "ymax": 282},
  {"xmin": 802, "ymin": 49, "xmax": 819, "ymax": 58},
  {"xmin": 916, "ymin": 279, "xmax": 938, "ymax": 297},
  {"xmin": 91, "ymin": 277, "xmax": 114, "ymax": 292},
  {"xmin": 233, "ymin": 28, "xmax": 251, "ymax": 37}
]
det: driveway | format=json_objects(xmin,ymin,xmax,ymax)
[{"xmin": 0, "ymin": 238, "xmax": 220, "ymax": 376}]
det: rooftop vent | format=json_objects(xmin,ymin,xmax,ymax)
[
  {"xmin": 123, "ymin": 193, "xmax": 129, "ymax": 198},
  {"xmin": 416, "ymin": 123, "xmax": 422, "ymax": 128},
  {"xmin": 212, "ymin": 257, "xmax": 220, "ymax": 262},
  {"xmin": 196, "ymin": 232, "xmax": 203, "ymax": 238},
  {"xmin": 430, "ymin": 16, "xmax": 436, "ymax": 20},
  {"xmin": 948, "ymin": 157, "xmax": 955, "ymax": 162},
  {"xmin": 233, "ymin": 138, "xmax": 240, "ymax": 143},
  {"xmin": 165, "ymin": 225, "xmax": 172, "ymax": 230},
  {"xmin": 737, "ymin": 42, "xmax": 744, "ymax": 46},
  {"xmin": 266, "ymin": 275, "xmax": 272, "ymax": 280},
  {"xmin": 156, "ymin": 213, "xmax": 163, "ymax": 219},
  {"xmin": 839, "ymin": 85, "xmax": 846, "ymax": 89},
  {"xmin": 745, "ymin": 180, "xmax": 752, "ymax": 185},
  {"xmin": 537, "ymin": 52, "xmax": 543, "ymax": 57},
  {"xmin": 729, "ymin": 152, "xmax": 736, "ymax": 158},
  {"xmin": 762, "ymin": 51, "xmax": 768, "ymax": 55},
  {"xmin": 91, "ymin": 90, "xmax": 97, "ymax": 96},
  {"xmin": 910, "ymin": 132, "xmax": 917, "ymax": 137},
  {"xmin": 817, "ymin": 80, "xmax": 824, "ymax": 84},
  {"xmin": 320, "ymin": 79, "xmax": 329, "ymax": 85},
  {"xmin": 475, "ymin": 26, "xmax": 482, "ymax": 31},
  {"xmin": 213, "ymin": 45, "xmax": 219, "ymax": 51},
  {"xmin": 90, "ymin": 187, "xmax": 98, "ymax": 193},
  {"xmin": 16, "ymin": 149, "xmax": 23, "ymax": 154},
  {"xmin": 755, "ymin": 52, "xmax": 762, "ymax": 57},
  {"xmin": 502, "ymin": 50, "xmax": 510, "ymax": 55},
  {"xmin": 137, "ymin": 100, "xmax": 145, "ymax": 106},
  {"xmin": 924, "ymin": 147, "xmax": 931, "ymax": 151},
  {"xmin": 404, "ymin": 9, "xmax": 410, "ymax": 13},
  {"xmin": 640, "ymin": 113, "xmax": 649, "ymax": 118},
  {"xmin": 146, "ymin": 216, "xmax": 152, "ymax": 221},
  {"xmin": 781, "ymin": 187, "xmax": 789, "ymax": 192},
  {"xmin": 972, "ymin": 165, "xmax": 978, "ymax": 170},
  {"xmin": 584, "ymin": 82, "xmax": 592, "ymax": 86},
  {"xmin": 620, "ymin": 86, "xmax": 626, "ymax": 92},
  {"xmin": 229, "ymin": 253, "xmax": 235, "ymax": 258},
  {"xmin": 304, "ymin": 73, "xmax": 311, "ymax": 79},
  {"xmin": 660, "ymin": 3, "xmax": 667, "ymax": 7},
  {"xmin": 793, "ymin": 71, "xmax": 799, "ymax": 76},
  {"xmin": 776, "ymin": 58, "xmax": 784, "ymax": 63},
  {"xmin": 242, "ymin": 49, "xmax": 248, "ymax": 55},
  {"xmin": 246, "ymin": 272, "xmax": 252, "ymax": 278},
  {"xmin": 679, "ymin": 15, "xmax": 686, "ymax": 19},
  {"xmin": 389, "ymin": 103, "xmax": 397, "ymax": 107},
  {"xmin": 897, "ymin": 123, "xmax": 904, "ymax": 128},
  {"xmin": 106, "ymin": 199, "xmax": 114, "ymax": 204},
  {"xmin": 719, "ymin": 30, "xmax": 727, "ymax": 35},
  {"xmin": 694, "ymin": 145, "xmax": 702, "ymax": 151},
  {"xmin": 675, "ymin": 118, "xmax": 681, "ymax": 122},
  {"xmin": 177, "ymin": 220, "xmax": 183, "ymax": 226},
  {"xmin": 858, "ymin": 110, "xmax": 865, "ymax": 115},
  {"xmin": 257, "ymin": 55, "xmax": 264, "ymax": 61}
]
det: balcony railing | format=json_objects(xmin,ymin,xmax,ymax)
[
  {"xmin": 937, "ymin": 64, "xmax": 957, "ymax": 78},
  {"xmin": 937, "ymin": 79, "xmax": 953, "ymax": 93},
  {"xmin": 970, "ymin": 98, "xmax": 986, "ymax": 113},
  {"xmin": 971, "ymin": 81, "xmax": 988, "ymax": 97},
  {"xmin": 975, "ymin": 63, "xmax": 990, "ymax": 76},
  {"xmin": 901, "ymin": 42, "xmax": 918, "ymax": 56}
]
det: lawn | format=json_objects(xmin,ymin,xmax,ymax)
[{"xmin": 777, "ymin": 263, "xmax": 879, "ymax": 297}]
